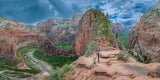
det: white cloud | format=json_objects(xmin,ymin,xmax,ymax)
[{"xmin": 98, "ymin": 0, "xmax": 158, "ymax": 27}]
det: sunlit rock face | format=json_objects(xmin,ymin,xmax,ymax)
[
  {"xmin": 0, "ymin": 17, "xmax": 42, "ymax": 61},
  {"xmin": 35, "ymin": 15, "xmax": 82, "ymax": 44},
  {"xmin": 72, "ymin": 9, "xmax": 106, "ymax": 56},
  {"xmin": 111, "ymin": 23, "xmax": 129, "ymax": 34},
  {"xmin": 71, "ymin": 14, "xmax": 83, "ymax": 27},
  {"xmin": 0, "ymin": 14, "xmax": 82, "ymax": 61},
  {"xmin": 129, "ymin": 0, "xmax": 160, "ymax": 62}
]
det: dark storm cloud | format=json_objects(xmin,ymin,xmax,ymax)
[
  {"xmin": 0, "ymin": 0, "xmax": 90, "ymax": 25},
  {"xmin": 0, "ymin": 0, "xmax": 158, "ymax": 26},
  {"xmin": 0, "ymin": 0, "xmax": 54, "ymax": 25}
]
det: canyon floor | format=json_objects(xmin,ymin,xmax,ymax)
[{"xmin": 64, "ymin": 39, "xmax": 160, "ymax": 80}]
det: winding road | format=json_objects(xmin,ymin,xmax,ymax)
[{"xmin": 0, "ymin": 51, "xmax": 50, "ymax": 80}]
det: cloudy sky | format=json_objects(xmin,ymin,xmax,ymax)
[{"xmin": 0, "ymin": 0, "xmax": 158, "ymax": 27}]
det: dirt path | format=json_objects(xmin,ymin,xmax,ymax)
[{"xmin": 64, "ymin": 39, "xmax": 160, "ymax": 80}]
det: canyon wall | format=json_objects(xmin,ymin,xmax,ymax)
[
  {"xmin": 0, "ymin": 17, "xmax": 42, "ymax": 61},
  {"xmin": 111, "ymin": 23, "xmax": 129, "ymax": 34},
  {"xmin": 129, "ymin": 2, "xmax": 160, "ymax": 62},
  {"xmin": 72, "ymin": 9, "xmax": 106, "ymax": 56},
  {"xmin": 38, "ymin": 39, "xmax": 75, "ymax": 57},
  {"xmin": 35, "ymin": 15, "xmax": 82, "ymax": 43},
  {"xmin": 38, "ymin": 9, "xmax": 108, "ymax": 56}
]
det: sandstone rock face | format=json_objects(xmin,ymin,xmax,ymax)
[
  {"xmin": 0, "ymin": 17, "xmax": 43, "ymax": 61},
  {"xmin": 111, "ymin": 23, "xmax": 129, "ymax": 34},
  {"xmin": 0, "ymin": 42, "xmax": 17, "ymax": 60},
  {"xmin": 35, "ymin": 15, "xmax": 82, "ymax": 43},
  {"xmin": 38, "ymin": 39, "xmax": 75, "ymax": 57},
  {"xmin": 129, "ymin": 2, "xmax": 160, "ymax": 62},
  {"xmin": 0, "ymin": 14, "xmax": 82, "ymax": 61},
  {"xmin": 16, "ymin": 35, "xmax": 42, "ymax": 41},
  {"xmin": 38, "ymin": 9, "xmax": 109, "ymax": 56},
  {"xmin": 71, "ymin": 14, "xmax": 83, "ymax": 26},
  {"xmin": 72, "ymin": 9, "xmax": 105, "ymax": 56}
]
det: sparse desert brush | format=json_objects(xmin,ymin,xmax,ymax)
[{"xmin": 117, "ymin": 51, "xmax": 129, "ymax": 62}]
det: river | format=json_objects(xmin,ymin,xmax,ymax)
[{"xmin": 0, "ymin": 51, "xmax": 49, "ymax": 80}]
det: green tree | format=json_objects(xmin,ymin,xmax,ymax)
[
  {"xmin": 98, "ymin": 14, "xmax": 113, "ymax": 41},
  {"xmin": 106, "ymin": 13, "xmax": 112, "ymax": 19},
  {"xmin": 116, "ymin": 33, "xmax": 119, "ymax": 38}
]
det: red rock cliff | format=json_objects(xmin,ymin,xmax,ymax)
[
  {"xmin": 72, "ymin": 9, "xmax": 105, "ymax": 56},
  {"xmin": 129, "ymin": 3, "xmax": 160, "ymax": 62}
]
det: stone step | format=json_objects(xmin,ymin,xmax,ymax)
[
  {"xmin": 100, "ymin": 54, "xmax": 116, "ymax": 58},
  {"xmin": 110, "ymin": 61, "xmax": 119, "ymax": 64},
  {"xmin": 100, "ymin": 56, "xmax": 116, "ymax": 59}
]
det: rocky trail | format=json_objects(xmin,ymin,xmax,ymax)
[{"xmin": 64, "ymin": 39, "xmax": 160, "ymax": 80}]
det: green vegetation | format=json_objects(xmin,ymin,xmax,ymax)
[
  {"xmin": 39, "ymin": 39, "xmax": 44, "ymax": 44},
  {"xmin": 3, "ymin": 71, "xmax": 32, "ymax": 78},
  {"xmin": 118, "ymin": 42, "xmax": 124, "ymax": 50},
  {"xmin": 117, "ymin": 51, "xmax": 129, "ymax": 62},
  {"xmin": 55, "ymin": 43, "xmax": 73, "ymax": 50},
  {"xmin": 0, "ymin": 45, "xmax": 41, "ymax": 75},
  {"xmin": 0, "ymin": 75, "xmax": 11, "ymax": 80},
  {"xmin": 33, "ymin": 50, "xmax": 78, "ymax": 69},
  {"xmin": 47, "ymin": 64, "xmax": 73, "ymax": 80},
  {"xmin": 17, "ymin": 40, "xmax": 27, "ymax": 45},
  {"xmin": 118, "ymin": 30, "xmax": 129, "ymax": 49},
  {"xmin": 0, "ymin": 65, "xmax": 40, "ymax": 74},
  {"xmin": 16, "ymin": 45, "xmax": 40, "ymax": 70},
  {"xmin": 62, "ymin": 64, "xmax": 73, "ymax": 73},
  {"xmin": 17, "ymin": 45, "xmax": 37, "ymax": 58},
  {"xmin": 85, "ymin": 41, "xmax": 95, "ymax": 57},
  {"xmin": 72, "ymin": 71, "xmax": 76, "ymax": 75},
  {"xmin": 71, "ymin": 26, "xmax": 78, "ymax": 30},
  {"xmin": 129, "ymin": 50, "xmax": 150, "ymax": 64},
  {"xmin": 47, "ymin": 67, "xmax": 64, "ymax": 80},
  {"xmin": 1, "ymin": 40, "xmax": 6, "ymax": 43},
  {"xmin": 65, "ymin": 32, "xmax": 70, "ymax": 36},
  {"xmin": 97, "ymin": 16, "xmax": 114, "ymax": 41},
  {"xmin": 0, "ymin": 58, "xmax": 18, "ymax": 68},
  {"xmin": 116, "ymin": 33, "xmax": 118, "ymax": 39},
  {"xmin": 42, "ymin": 31, "xmax": 50, "ymax": 39}
]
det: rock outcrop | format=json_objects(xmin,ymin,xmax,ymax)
[
  {"xmin": 129, "ymin": 1, "xmax": 160, "ymax": 62},
  {"xmin": 35, "ymin": 15, "xmax": 82, "ymax": 43},
  {"xmin": 0, "ymin": 14, "xmax": 82, "ymax": 61},
  {"xmin": 38, "ymin": 39, "xmax": 75, "ymax": 57},
  {"xmin": 111, "ymin": 23, "xmax": 129, "ymax": 34},
  {"xmin": 71, "ymin": 14, "xmax": 83, "ymax": 26},
  {"xmin": 38, "ymin": 9, "xmax": 116, "ymax": 56},
  {"xmin": 72, "ymin": 9, "xmax": 106, "ymax": 56},
  {"xmin": 0, "ymin": 17, "xmax": 43, "ymax": 61}
]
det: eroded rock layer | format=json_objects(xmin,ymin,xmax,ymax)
[{"xmin": 129, "ymin": 2, "xmax": 160, "ymax": 62}]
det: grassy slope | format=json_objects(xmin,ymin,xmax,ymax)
[
  {"xmin": 33, "ymin": 50, "xmax": 78, "ymax": 69},
  {"xmin": 55, "ymin": 43, "xmax": 73, "ymax": 50}
]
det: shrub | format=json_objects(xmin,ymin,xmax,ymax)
[
  {"xmin": 147, "ymin": 69, "xmax": 160, "ymax": 78},
  {"xmin": 47, "ymin": 64, "xmax": 73, "ymax": 80},
  {"xmin": 117, "ymin": 51, "xmax": 129, "ymax": 62},
  {"xmin": 72, "ymin": 71, "xmax": 76, "ymax": 75},
  {"xmin": 62, "ymin": 64, "xmax": 72, "ymax": 73},
  {"xmin": 118, "ymin": 42, "xmax": 124, "ymax": 50},
  {"xmin": 47, "ymin": 67, "xmax": 64, "ymax": 80},
  {"xmin": 85, "ymin": 42, "xmax": 95, "ymax": 57}
]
